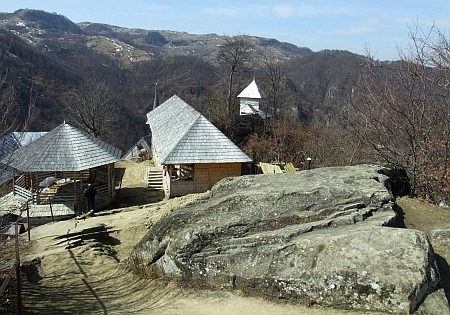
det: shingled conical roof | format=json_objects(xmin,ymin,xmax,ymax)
[
  {"xmin": 2, "ymin": 123, "xmax": 122, "ymax": 172},
  {"xmin": 146, "ymin": 95, "xmax": 252, "ymax": 165}
]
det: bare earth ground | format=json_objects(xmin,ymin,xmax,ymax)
[{"xmin": 1, "ymin": 160, "xmax": 450, "ymax": 314}]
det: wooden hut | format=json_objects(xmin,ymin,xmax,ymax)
[
  {"xmin": 146, "ymin": 95, "xmax": 252, "ymax": 197},
  {"xmin": 0, "ymin": 131, "xmax": 47, "ymax": 191},
  {"xmin": 1, "ymin": 123, "xmax": 122, "ymax": 215}
]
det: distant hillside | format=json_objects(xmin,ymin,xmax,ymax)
[
  {"xmin": 1, "ymin": 9, "xmax": 313, "ymax": 66},
  {"xmin": 0, "ymin": 8, "xmax": 369, "ymax": 151}
]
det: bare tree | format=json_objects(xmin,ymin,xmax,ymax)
[
  {"xmin": 259, "ymin": 49, "xmax": 288, "ymax": 118},
  {"xmin": 243, "ymin": 117, "xmax": 310, "ymax": 167},
  {"xmin": 307, "ymin": 109, "xmax": 364, "ymax": 167},
  {"xmin": 218, "ymin": 34, "xmax": 253, "ymax": 133},
  {"xmin": 0, "ymin": 48, "xmax": 36, "ymax": 197},
  {"xmin": 0, "ymin": 51, "xmax": 19, "ymax": 194},
  {"xmin": 63, "ymin": 77, "xmax": 119, "ymax": 138},
  {"xmin": 205, "ymin": 95, "xmax": 229, "ymax": 132},
  {"xmin": 0, "ymin": 58, "xmax": 19, "ymax": 138},
  {"xmin": 0, "ymin": 46, "xmax": 36, "ymax": 143},
  {"xmin": 346, "ymin": 22, "xmax": 450, "ymax": 202}
]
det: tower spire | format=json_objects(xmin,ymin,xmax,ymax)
[{"xmin": 153, "ymin": 82, "xmax": 159, "ymax": 110}]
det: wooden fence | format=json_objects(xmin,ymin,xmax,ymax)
[
  {"xmin": 12, "ymin": 175, "xmax": 32, "ymax": 201},
  {"xmin": 13, "ymin": 174, "xmax": 111, "ymax": 212},
  {"xmin": 0, "ymin": 219, "xmax": 24, "ymax": 314}
]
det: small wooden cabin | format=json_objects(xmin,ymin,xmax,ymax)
[
  {"xmin": 1, "ymin": 123, "xmax": 122, "ymax": 215},
  {"xmin": 146, "ymin": 95, "xmax": 252, "ymax": 198}
]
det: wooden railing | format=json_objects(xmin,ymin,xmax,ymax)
[
  {"xmin": 96, "ymin": 183, "xmax": 109, "ymax": 197},
  {"xmin": 13, "ymin": 175, "xmax": 33, "ymax": 201},
  {"xmin": 37, "ymin": 189, "xmax": 75, "ymax": 205},
  {"xmin": 14, "ymin": 174, "xmax": 26, "ymax": 187},
  {"xmin": 14, "ymin": 185, "xmax": 33, "ymax": 201},
  {"xmin": 0, "ymin": 219, "xmax": 24, "ymax": 314},
  {"xmin": 12, "ymin": 172, "xmax": 114, "ymax": 212}
]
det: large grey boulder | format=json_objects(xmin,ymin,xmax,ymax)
[{"xmin": 129, "ymin": 165, "xmax": 440, "ymax": 314}]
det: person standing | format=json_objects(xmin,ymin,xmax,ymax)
[{"xmin": 84, "ymin": 183, "xmax": 97, "ymax": 213}]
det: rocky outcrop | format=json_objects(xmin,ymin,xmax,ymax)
[
  {"xmin": 128, "ymin": 164, "xmax": 440, "ymax": 314},
  {"xmin": 431, "ymin": 224, "xmax": 450, "ymax": 243}
]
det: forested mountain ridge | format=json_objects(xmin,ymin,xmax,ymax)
[
  {"xmin": 0, "ymin": 8, "xmax": 368, "ymax": 151},
  {"xmin": 0, "ymin": 9, "xmax": 313, "ymax": 66},
  {"xmin": 3, "ymin": 8, "xmax": 450, "ymax": 204}
]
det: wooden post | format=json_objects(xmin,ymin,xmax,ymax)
[
  {"xmin": 108, "ymin": 163, "xmax": 112, "ymax": 197},
  {"xmin": 15, "ymin": 222, "xmax": 23, "ymax": 315},
  {"xmin": 76, "ymin": 171, "xmax": 82, "ymax": 215},
  {"xmin": 29, "ymin": 173, "xmax": 34, "ymax": 199},
  {"xmin": 12, "ymin": 169, "xmax": 16, "ymax": 195},
  {"xmin": 34, "ymin": 172, "xmax": 38, "ymax": 203},
  {"xmin": 72, "ymin": 171, "xmax": 77, "ymax": 211},
  {"xmin": 48, "ymin": 198, "xmax": 54, "ymax": 223},
  {"xmin": 26, "ymin": 200, "xmax": 31, "ymax": 241}
]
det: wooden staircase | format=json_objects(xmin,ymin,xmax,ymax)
[{"xmin": 147, "ymin": 167, "xmax": 164, "ymax": 190}]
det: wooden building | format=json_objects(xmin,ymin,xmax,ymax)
[
  {"xmin": 0, "ymin": 131, "xmax": 47, "ymax": 192},
  {"xmin": 238, "ymin": 78, "xmax": 267, "ymax": 117},
  {"xmin": 237, "ymin": 78, "xmax": 276, "ymax": 134},
  {"xmin": 146, "ymin": 95, "xmax": 252, "ymax": 197},
  {"xmin": 1, "ymin": 123, "xmax": 122, "ymax": 215},
  {"xmin": 122, "ymin": 135, "xmax": 152, "ymax": 161}
]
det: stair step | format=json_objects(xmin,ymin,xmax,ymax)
[{"xmin": 146, "ymin": 168, "xmax": 164, "ymax": 191}]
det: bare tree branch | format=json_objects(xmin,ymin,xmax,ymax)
[
  {"xmin": 218, "ymin": 34, "xmax": 253, "ymax": 134},
  {"xmin": 62, "ymin": 77, "xmax": 119, "ymax": 138},
  {"xmin": 347, "ymin": 22, "xmax": 450, "ymax": 201}
]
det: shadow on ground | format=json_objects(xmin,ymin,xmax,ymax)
[
  {"xmin": 106, "ymin": 187, "xmax": 165, "ymax": 209},
  {"xmin": 18, "ymin": 267, "xmax": 177, "ymax": 315},
  {"xmin": 436, "ymin": 253, "xmax": 450, "ymax": 303}
]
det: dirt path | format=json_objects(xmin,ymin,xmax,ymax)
[{"xmin": 1, "ymin": 161, "xmax": 450, "ymax": 314}]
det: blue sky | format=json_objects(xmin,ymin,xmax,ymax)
[{"xmin": 2, "ymin": 1, "xmax": 449, "ymax": 60}]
